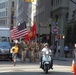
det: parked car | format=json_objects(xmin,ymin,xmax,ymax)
[{"xmin": 0, "ymin": 42, "xmax": 12, "ymax": 61}]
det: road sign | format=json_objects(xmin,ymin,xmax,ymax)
[{"xmin": 52, "ymin": 26, "xmax": 58, "ymax": 34}]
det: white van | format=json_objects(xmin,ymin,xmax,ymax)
[
  {"xmin": 0, "ymin": 28, "xmax": 12, "ymax": 61},
  {"xmin": 0, "ymin": 28, "xmax": 10, "ymax": 42}
]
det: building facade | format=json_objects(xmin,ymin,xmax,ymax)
[
  {"xmin": 36, "ymin": 0, "xmax": 52, "ymax": 43},
  {"xmin": 67, "ymin": 0, "xmax": 76, "ymax": 44},
  {"xmin": 35, "ymin": 0, "xmax": 72, "ymax": 56},
  {"xmin": 0, "ymin": 0, "xmax": 17, "ymax": 28},
  {"xmin": 68, "ymin": 0, "xmax": 76, "ymax": 20},
  {"xmin": 17, "ymin": 0, "xmax": 28, "ymax": 25},
  {"xmin": 26, "ymin": 1, "xmax": 37, "ymax": 30},
  {"xmin": 51, "ymin": 0, "xmax": 70, "ymax": 56}
]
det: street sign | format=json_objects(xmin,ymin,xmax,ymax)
[{"xmin": 52, "ymin": 26, "xmax": 58, "ymax": 34}]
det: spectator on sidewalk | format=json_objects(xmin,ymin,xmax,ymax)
[
  {"xmin": 57, "ymin": 45, "xmax": 60, "ymax": 57},
  {"xmin": 64, "ymin": 45, "xmax": 69, "ymax": 58}
]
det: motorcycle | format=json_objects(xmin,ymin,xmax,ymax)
[{"xmin": 41, "ymin": 51, "xmax": 52, "ymax": 74}]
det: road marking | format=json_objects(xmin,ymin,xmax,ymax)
[
  {"xmin": 0, "ymin": 64, "xmax": 72, "ymax": 73},
  {"xmin": 0, "ymin": 70, "xmax": 13, "ymax": 73}
]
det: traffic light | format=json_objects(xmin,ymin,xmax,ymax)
[
  {"xmin": 57, "ymin": 34, "xmax": 65, "ymax": 39},
  {"xmin": 57, "ymin": 35, "xmax": 60, "ymax": 39}
]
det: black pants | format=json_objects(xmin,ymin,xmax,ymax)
[{"xmin": 64, "ymin": 51, "xmax": 69, "ymax": 58}]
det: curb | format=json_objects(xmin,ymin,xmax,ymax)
[{"xmin": 53, "ymin": 57, "xmax": 73, "ymax": 61}]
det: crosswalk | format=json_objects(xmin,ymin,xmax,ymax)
[
  {"xmin": 53, "ymin": 65, "xmax": 71, "ymax": 72},
  {"xmin": 0, "ymin": 64, "xmax": 72, "ymax": 73}
]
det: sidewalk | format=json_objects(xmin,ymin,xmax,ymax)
[{"xmin": 53, "ymin": 57, "xmax": 73, "ymax": 61}]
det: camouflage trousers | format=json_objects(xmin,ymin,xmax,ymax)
[
  {"xmin": 21, "ymin": 50, "xmax": 27, "ymax": 62},
  {"xmin": 29, "ymin": 50, "xmax": 36, "ymax": 62}
]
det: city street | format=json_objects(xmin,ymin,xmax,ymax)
[
  {"xmin": 0, "ymin": 0, "xmax": 76, "ymax": 75},
  {"xmin": 0, "ymin": 58, "xmax": 73, "ymax": 75}
]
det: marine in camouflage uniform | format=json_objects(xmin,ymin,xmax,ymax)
[
  {"xmin": 35, "ymin": 42, "xmax": 39, "ymax": 59},
  {"xmin": 38, "ymin": 42, "xmax": 44, "ymax": 60},
  {"xmin": 29, "ymin": 41, "xmax": 36, "ymax": 62},
  {"xmin": 20, "ymin": 40, "xmax": 28, "ymax": 63}
]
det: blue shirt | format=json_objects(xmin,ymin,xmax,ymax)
[{"xmin": 64, "ymin": 46, "xmax": 69, "ymax": 51}]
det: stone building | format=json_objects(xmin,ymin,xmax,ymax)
[{"xmin": 0, "ymin": 0, "xmax": 17, "ymax": 28}]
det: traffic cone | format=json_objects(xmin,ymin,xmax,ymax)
[
  {"xmin": 74, "ymin": 65, "xmax": 76, "ymax": 75},
  {"xmin": 71, "ymin": 59, "xmax": 75, "ymax": 72}
]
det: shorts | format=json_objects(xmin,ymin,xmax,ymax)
[{"xmin": 12, "ymin": 53, "xmax": 17, "ymax": 59}]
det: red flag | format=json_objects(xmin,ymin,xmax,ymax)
[
  {"xmin": 25, "ymin": 34, "xmax": 30, "ymax": 44},
  {"xmin": 25, "ymin": 22, "xmax": 36, "ymax": 43},
  {"xmin": 30, "ymin": 22, "xmax": 36, "ymax": 39}
]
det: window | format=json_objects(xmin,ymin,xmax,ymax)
[
  {"xmin": 55, "ymin": 15, "xmax": 59, "ymax": 22},
  {"xmin": 58, "ymin": 0, "xmax": 59, "ymax": 4},
  {"xmin": 11, "ymin": 11, "xmax": 14, "ymax": 16},
  {"xmin": 12, "ymin": 1, "xmax": 14, "ymax": 7},
  {"xmin": 56, "ymin": 0, "xmax": 58, "ymax": 5},
  {"xmin": 51, "ymin": 0, "xmax": 53, "ymax": 5},
  {"xmin": 0, "ymin": 20, "xmax": 6, "ymax": 26},
  {"xmin": 11, "ymin": 11, "xmax": 14, "ymax": 24},
  {"xmin": 6, "ymin": 10, "xmax": 7, "ymax": 16},
  {"xmin": 0, "ymin": 2, "xmax": 6, "ymax": 9},
  {"xmin": 66, "ymin": 13, "xmax": 68, "ymax": 21}
]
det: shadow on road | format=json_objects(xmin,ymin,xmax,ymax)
[{"xmin": 0, "ymin": 71, "xmax": 73, "ymax": 75}]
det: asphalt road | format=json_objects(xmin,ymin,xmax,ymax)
[{"xmin": 0, "ymin": 59, "xmax": 73, "ymax": 75}]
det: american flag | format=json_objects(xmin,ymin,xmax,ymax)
[{"xmin": 10, "ymin": 21, "xmax": 28, "ymax": 40}]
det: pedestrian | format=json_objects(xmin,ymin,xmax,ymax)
[
  {"xmin": 74, "ymin": 44, "xmax": 76, "ymax": 75},
  {"xmin": 11, "ymin": 43, "xmax": 19, "ymax": 66},
  {"xmin": 57, "ymin": 45, "xmax": 60, "ymax": 57},
  {"xmin": 54, "ymin": 45, "xmax": 56, "ymax": 55},
  {"xmin": 64, "ymin": 45, "xmax": 69, "ymax": 58}
]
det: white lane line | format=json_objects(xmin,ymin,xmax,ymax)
[{"xmin": 0, "ymin": 70, "xmax": 13, "ymax": 73}]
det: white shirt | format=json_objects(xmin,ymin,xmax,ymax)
[{"xmin": 41, "ymin": 47, "xmax": 52, "ymax": 55}]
